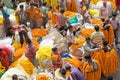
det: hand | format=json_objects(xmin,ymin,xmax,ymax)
[{"xmin": 86, "ymin": 70, "xmax": 91, "ymax": 73}]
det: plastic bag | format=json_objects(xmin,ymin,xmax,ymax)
[{"xmin": 69, "ymin": 16, "xmax": 78, "ymax": 24}]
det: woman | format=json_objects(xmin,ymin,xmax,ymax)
[
  {"xmin": 52, "ymin": 47, "xmax": 62, "ymax": 71},
  {"xmin": 25, "ymin": 38, "xmax": 38, "ymax": 67}
]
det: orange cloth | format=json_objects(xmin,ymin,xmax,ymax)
[
  {"xmin": 35, "ymin": 10, "xmax": 42, "ymax": 20},
  {"xmin": 71, "ymin": 0, "xmax": 78, "ymax": 12},
  {"xmin": 48, "ymin": 8, "xmax": 58, "ymax": 27},
  {"xmin": 66, "ymin": 58, "xmax": 83, "ymax": 70},
  {"xmin": 82, "ymin": 60, "xmax": 101, "ymax": 80},
  {"xmin": 27, "ymin": 6, "xmax": 39, "ymax": 19},
  {"xmin": 102, "ymin": 49, "xmax": 119, "ymax": 76},
  {"xmin": 101, "ymin": 25, "xmax": 114, "ymax": 44},
  {"xmin": 66, "ymin": 0, "xmax": 78, "ymax": 12}
]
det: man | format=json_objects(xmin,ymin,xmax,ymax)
[
  {"xmin": 55, "ymin": 8, "xmax": 68, "ymax": 31},
  {"xmin": 67, "ymin": 25, "xmax": 78, "ymax": 51},
  {"xmin": 15, "ymin": 4, "xmax": 28, "ymax": 26},
  {"xmin": 0, "ymin": 4, "xmax": 10, "ymax": 27},
  {"xmin": 27, "ymin": 3, "xmax": 38, "ymax": 28},
  {"xmin": 83, "ymin": 54, "xmax": 101, "ymax": 80},
  {"xmin": 91, "ymin": 25, "xmax": 105, "ymax": 45},
  {"xmin": 65, "ymin": 65, "xmax": 85, "ymax": 80},
  {"xmin": 110, "ymin": 12, "xmax": 119, "ymax": 48},
  {"xmin": 41, "ymin": 2, "xmax": 49, "ymax": 28},
  {"xmin": 99, "ymin": 1, "xmax": 109, "ymax": 22},
  {"xmin": 9, "ymin": 25, "xmax": 29, "ymax": 45},
  {"xmin": 83, "ymin": 37, "xmax": 100, "ymax": 54},
  {"xmin": 0, "ymin": 48, "xmax": 10, "ymax": 70},
  {"xmin": 52, "ymin": 47, "xmax": 62, "ymax": 71}
]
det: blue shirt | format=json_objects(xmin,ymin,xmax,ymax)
[{"xmin": 1, "ymin": 8, "xmax": 10, "ymax": 19}]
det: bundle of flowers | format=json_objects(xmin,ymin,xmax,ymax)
[
  {"xmin": 13, "ymin": 48, "xmax": 26, "ymax": 60},
  {"xmin": 9, "ymin": 58, "xmax": 35, "ymax": 76},
  {"xmin": 36, "ymin": 74, "xmax": 50, "ymax": 80},
  {"xmin": 71, "ymin": 37, "xmax": 85, "ymax": 51},
  {"xmin": 32, "ymin": 28, "xmax": 48, "ymax": 38}
]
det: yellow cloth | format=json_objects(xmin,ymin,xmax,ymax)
[
  {"xmin": 0, "ymin": 16, "xmax": 3, "ymax": 25},
  {"xmin": 0, "ymin": 62, "xmax": 5, "ymax": 74},
  {"xmin": 46, "ymin": 0, "xmax": 58, "ymax": 7},
  {"xmin": 37, "ymin": 46, "xmax": 52, "ymax": 60},
  {"xmin": 89, "ymin": 9, "xmax": 99, "ymax": 16}
]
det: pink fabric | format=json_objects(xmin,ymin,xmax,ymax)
[{"xmin": 56, "ymin": 14, "xmax": 62, "ymax": 28}]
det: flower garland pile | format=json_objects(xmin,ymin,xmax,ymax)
[
  {"xmin": 32, "ymin": 28, "xmax": 48, "ymax": 38},
  {"xmin": 71, "ymin": 37, "xmax": 85, "ymax": 51},
  {"xmin": 36, "ymin": 74, "xmax": 50, "ymax": 80},
  {"xmin": 9, "ymin": 58, "xmax": 35, "ymax": 76}
]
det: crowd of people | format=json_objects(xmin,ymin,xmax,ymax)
[{"xmin": 0, "ymin": 0, "xmax": 120, "ymax": 80}]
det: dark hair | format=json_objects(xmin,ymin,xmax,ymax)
[
  {"xmin": 0, "ymin": 48, "xmax": 2, "ymax": 52},
  {"xmin": 86, "ymin": 37, "xmax": 91, "ymax": 41},
  {"xmin": 43, "ymin": 2, "xmax": 47, "ymax": 6},
  {"xmin": 60, "ymin": 8, "xmax": 65, "ymax": 14},
  {"xmin": 20, "ymin": 5, "xmax": 24, "ymax": 8},
  {"xmin": 59, "ymin": 68, "xmax": 66, "ymax": 75},
  {"xmin": 94, "ymin": 25, "xmax": 99, "ymax": 31},
  {"xmin": 84, "ymin": 54, "xmax": 91, "ymax": 59},
  {"xmin": 107, "ymin": 76, "xmax": 113, "ymax": 80},
  {"xmin": 67, "ymin": 25, "xmax": 73, "ymax": 29},
  {"xmin": 6, "ymin": 26, "xmax": 13, "ymax": 37},
  {"xmin": 30, "ymin": 3, "xmax": 34, "ymax": 6},
  {"xmin": 102, "ymin": 40, "xmax": 108, "ymax": 46},
  {"xmin": 65, "ymin": 65, "xmax": 71, "ymax": 70},
  {"xmin": 112, "ymin": 12, "xmax": 117, "ymax": 17},
  {"xmin": 52, "ymin": 47, "xmax": 57, "ymax": 52},
  {"xmin": 12, "ymin": 74, "xmax": 18, "ymax": 80},
  {"xmin": 0, "ymin": 4, "xmax": 3, "ymax": 8}
]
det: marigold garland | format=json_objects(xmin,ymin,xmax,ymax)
[
  {"xmin": 71, "ymin": 37, "xmax": 85, "ymax": 51},
  {"xmin": 32, "ymin": 28, "xmax": 48, "ymax": 38},
  {"xmin": 13, "ymin": 48, "xmax": 26, "ymax": 60},
  {"xmin": 36, "ymin": 74, "xmax": 50, "ymax": 80},
  {"xmin": 10, "ymin": 58, "xmax": 35, "ymax": 76},
  {"xmin": 20, "ymin": 58, "xmax": 35, "ymax": 76},
  {"xmin": 12, "ymin": 42, "xmax": 21, "ymax": 51}
]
